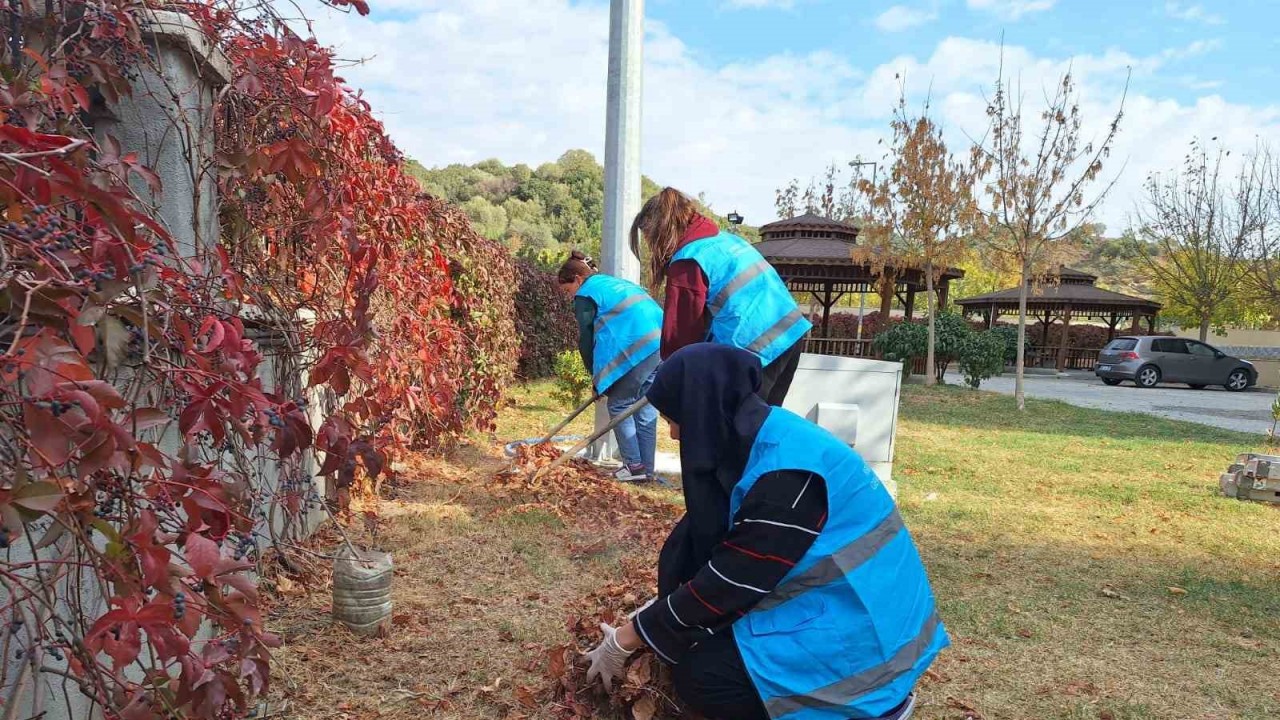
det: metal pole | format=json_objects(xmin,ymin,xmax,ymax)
[{"xmin": 591, "ymin": 0, "xmax": 644, "ymax": 463}]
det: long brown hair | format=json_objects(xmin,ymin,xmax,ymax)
[
  {"xmin": 629, "ymin": 187, "xmax": 700, "ymax": 287},
  {"xmin": 556, "ymin": 250, "xmax": 598, "ymax": 284}
]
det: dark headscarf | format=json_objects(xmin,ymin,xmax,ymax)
[{"xmin": 646, "ymin": 344, "xmax": 772, "ymax": 591}]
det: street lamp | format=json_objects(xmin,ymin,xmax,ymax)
[
  {"xmin": 850, "ymin": 160, "xmax": 878, "ymax": 187},
  {"xmin": 849, "ymin": 161, "xmax": 878, "ymax": 345},
  {"xmin": 727, "ymin": 211, "xmax": 743, "ymax": 225}
]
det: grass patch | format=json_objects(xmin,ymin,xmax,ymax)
[{"xmin": 270, "ymin": 383, "xmax": 1280, "ymax": 720}]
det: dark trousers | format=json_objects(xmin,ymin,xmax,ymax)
[
  {"xmin": 758, "ymin": 335, "xmax": 806, "ymax": 407},
  {"xmin": 671, "ymin": 628, "xmax": 769, "ymax": 720}
]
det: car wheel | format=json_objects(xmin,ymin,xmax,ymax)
[
  {"xmin": 1136, "ymin": 365, "xmax": 1161, "ymax": 389},
  {"xmin": 1225, "ymin": 369, "xmax": 1250, "ymax": 392},
  {"xmin": 1189, "ymin": 384, "xmax": 1206, "ymax": 390},
  {"xmin": 1102, "ymin": 378, "xmax": 1123, "ymax": 386}
]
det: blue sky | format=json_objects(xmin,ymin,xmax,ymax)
[{"xmin": 301, "ymin": 0, "xmax": 1280, "ymax": 232}]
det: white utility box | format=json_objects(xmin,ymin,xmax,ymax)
[{"xmin": 782, "ymin": 354, "xmax": 904, "ymax": 496}]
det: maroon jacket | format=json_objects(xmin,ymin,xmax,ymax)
[{"xmin": 661, "ymin": 214, "xmax": 719, "ymax": 359}]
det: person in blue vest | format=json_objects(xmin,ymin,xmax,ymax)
[
  {"xmin": 558, "ymin": 251, "xmax": 663, "ymax": 482},
  {"xmin": 585, "ymin": 344, "xmax": 947, "ymax": 720},
  {"xmin": 629, "ymin": 188, "xmax": 812, "ymax": 406}
]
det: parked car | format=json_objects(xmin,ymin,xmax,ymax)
[{"xmin": 1095, "ymin": 337, "xmax": 1257, "ymax": 391}]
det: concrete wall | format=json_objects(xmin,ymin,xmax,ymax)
[
  {"xmin": 90, "ymin": 10, "xmax": 230, "ymax": 257},
  {"xmin": 1174, "ymin": 327, "xmax": 1280, "ymax": 348}
]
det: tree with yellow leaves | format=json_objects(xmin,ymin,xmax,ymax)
[{"xmin": 855, "ymin": 92, "xmax": 981, "ymax": 385}]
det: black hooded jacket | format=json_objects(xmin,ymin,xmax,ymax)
[{"xmin": 633, "ymin": 344, "xmax": 829, "ymax": 665}]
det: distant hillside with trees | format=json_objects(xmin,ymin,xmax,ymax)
[{"xmin": 406, "ymin": 150, "xmax": 756, "ymax": 268}]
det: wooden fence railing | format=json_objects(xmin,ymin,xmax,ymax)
[{"xmin": 805, "ymin": 336, "xmax": 1103, "ymax": 373}]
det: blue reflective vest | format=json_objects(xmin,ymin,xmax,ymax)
[
  {"xmin": 729, "ymin": 409, "xmax": 948, "ymax": 720},
  {"xmin": 575, "ymin": 274, "xmax": 663, "ymax": 394},
  {"xmin": 670, "ymin": 231, "xmax": 811, "ymax": 366}
]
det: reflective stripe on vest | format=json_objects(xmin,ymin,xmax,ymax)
[
  {"xmin": 752, "ymin": 509, "xmax": 904, "ymax": 614},
  {"xmin": 575, "ymin": 274, "xmax": 663, "ymax": 393},
  {"xmin": 671, "ymin": 232, "xmax": 811, "ymax": 366},
  {"xmin": 593, "ymin": 329, "xmax": 661, "ymax": 389},
  {"xmin": 729, "ymin": 409, "xmax": 948, "ymax": 719},
  {"xmin": 762, "ymin": 612, "xmax": 944, "ymax": 718}
]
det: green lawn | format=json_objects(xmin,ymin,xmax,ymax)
[
  {"xmin": 503, "ymin": 382, "xmax": 1280, "ymax": 719},
  {"xmin": 894, "ymin": 386, "xmax": 1278, "ymax": 719}
]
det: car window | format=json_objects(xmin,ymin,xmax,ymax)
[
  {"xmin": 1105, "ymin": 339, "xmax": 1137, "ymax": 352},
  {"xmin": 1186, "ymin": 342, "xmax": 1217, "ymax": 357},
  {"xmin": 1151, "ymin": 338, "xmax": 1188, "ymax": 354}
]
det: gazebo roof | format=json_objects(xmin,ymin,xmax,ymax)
[
  {"xmin": 758, "ymin": 212, "xmax": 861, "ymax": 236},
  {"xmin": 957, "ymin": 268, "xmax": 1161, "ymax": 315}
]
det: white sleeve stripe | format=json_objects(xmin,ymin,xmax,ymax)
[
  {"xmin": 708, "ymin": 561, "xmax": 769, "ymax": 594},
  {"xmin": 792, "ymin": 473, "xmax": 813, "ymax": 509},
  {"xmin": 668, "ymin": 595, "xmax": 713, "ymax": 635},
  {"xmin": 634, "ymin": 617, "xmax": 677, "ymax": 665},
  {"xmin": 735, "ymin": 518, "xmax": 821, "ymax": 536}
]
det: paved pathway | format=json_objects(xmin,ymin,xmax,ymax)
[{"xmin": 946, "ymin": 370, "xmax": 1277, "ymax": 435}]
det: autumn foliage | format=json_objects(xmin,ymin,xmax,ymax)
[{"xmin": 0, "ymin": 1, "xmax": 516, "ymax": 717}]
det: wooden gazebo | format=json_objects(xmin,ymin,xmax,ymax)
[
  {"xmin": 756, "ymin": 213, "xmax": 965, "ymax": 357},
  {"xmin": 956, "ymin": 267, "xmax": 1162, "ymax": 371}
]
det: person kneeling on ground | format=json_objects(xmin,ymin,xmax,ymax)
[
  {"xmin": 558, "ymin": 251, "xmax": 663, "ymax": 482},
  {"xmin": 585, "ymin": 344, "xmax": 948, "ymax": 720}
]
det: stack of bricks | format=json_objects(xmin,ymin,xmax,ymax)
[{"xmin": 1220, "ymin": 454, "xmax": 1280, "ymax": 504}]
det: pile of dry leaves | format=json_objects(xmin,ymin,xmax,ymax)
[
  {"xmin": 544, "ymin": 574, "xmax": 685, "ymax": 720},
  {"xmin": 495, "ymin": 443, "xmax": 688, "ymax": 719},
  {"xmin": 494, "ymin": 443, "xmax": 678, "ymax": 536}
]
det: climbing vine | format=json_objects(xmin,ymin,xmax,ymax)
[{"xmin": 0, "ymin": 1, "xmax": 515, "ymax": 718}]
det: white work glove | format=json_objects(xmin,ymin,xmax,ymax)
[
  {"xmin": 628, "ymin": 596, "xmax": 657, "ymax": 621},
  {"xmin": 584, "ymin": 622, "xmax": 635, "ymax": 692}
]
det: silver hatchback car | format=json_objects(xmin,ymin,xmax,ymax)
[{"xmin": 1095, "ymin": 337, "xmax": 1257, "ymax": 391}]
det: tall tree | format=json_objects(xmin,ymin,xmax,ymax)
[
  {"xmin": 859, "ymin": 96, "xmax": 980, "ymax": 385},
  {"xmin": 1244, "ymin": 145, "xmax": 1280, "ymax": 312},
  {"xmin": 971, "ymin": 63, "xmax": 1127, "ymax": 410},
  {"xmin": 1131, "ymin": 141, "xmax": 1264, "ymax": 341}
]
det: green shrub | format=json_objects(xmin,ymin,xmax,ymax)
[
  {"xmin": 930, "ymin": 312, "xmax": 972, "ymax": 381},
  {"xmin": 551, "ymin": 350, "xmax": 593, "ymax": 408},
  {"xmin": 989, "ymin": 325, "xmax": 1032, "ymax": 365},
  {"xmin": 959, "ymin": 330, "xmax": 1008, "ymax": 388},
  {"xmin": 873, "ymin": 321, "xmax": 927, "ymax": 376}
]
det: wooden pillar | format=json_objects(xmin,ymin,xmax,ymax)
[
  {"xmin": 1147, "ymin": 313, "xmax": 1156, "ymax": 334},
  {"xmin": 984, "ymin": 309, "xmax": 994, "ymax": 329},
  {"xmin": 1057, "ymin": 307, "xmax": 1073, "ymax": 372},
  {"xmin": 905, "ymin": 289, "xmax": 916, "ymax": 319},
  {"xmin": 938, "ymin": 279, "xmax": 950, "ymax": 312},
  {"xmin": 821, "ymin": 284, "xmax": 833, "ymax": 338}
]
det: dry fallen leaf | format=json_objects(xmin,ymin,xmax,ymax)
[
  {"xmin": 631, "ymin": 694, "xmax": 656, "ymax": 720},
  {"xmin": 515, "ymin": 685, "xmax": 538, "ymax": 709},
  {"xmin": 1016, "ymin": 628, "xmax": 1033, "ymax": 639},
  {"xmin": 946, "ymin": 696, "xmax": 985, "ymax": 719},
  {"xmin": 1167, "ymin": 586, "xmax": 1187, "ymax": 596}
]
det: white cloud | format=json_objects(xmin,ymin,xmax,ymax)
[
  {"xmin": 1164, "ymin": 2, "xmax": 1225, "ymax": 25},
  {"xmin": 966, "ymin": 0, "xmax": 1057, "ymax": 21},
  {"xmin": 874, "ymin": 5, "xmax": 939, "ymax": 32},
  {"xmin": 298, "ymin": 1, "xmax": 1280, "ymax": 233}
]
